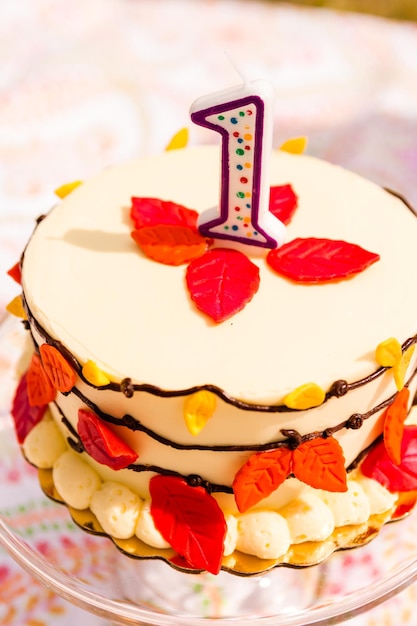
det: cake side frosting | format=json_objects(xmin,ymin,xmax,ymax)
[{"xmin": 9, "ymin": 145, "xmax": 417, "ymax": 574}]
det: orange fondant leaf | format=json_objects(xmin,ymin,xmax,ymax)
[
  {"xmin": 131, "ymin": 224, "xmax": 207, "ymax": 266},
  {"xmin": 383, "ymin": 387, "xmax": 410, "ymax": 465},
  {"xmin": 26, "ymin": 353, "xmax": 56, "ymax": 407},
  {"xmin": 7, "ymin": 262, "xmax": 22, "ymax": 285},
  {"xmin": 233, "ymin": 448, "xmax": 292, "ymax": 513},
  {"xmin": 39, "ymin": 344, "xmax": 76, "ymax": 392},
  {"xmin": 293, "ymin": 437, "xmax": 347, "ymax": 492}
]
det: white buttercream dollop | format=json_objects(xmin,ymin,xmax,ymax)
[
  {"xmin": 90, "ymin": 481, "xmax": 141, "ymax": 539},
  {"xmin": 279, "ymin": 491, "xmax": 335, "ymax": 544},
  {"xmin": 223, "ymin": 512, "xmax": 238, "ymax": 557},
  {"xmin": 356, "ymin": 474, "xmax": 398, "ymax": 515},
  {"xmin": 53, "ymin": 450, "xmax": 101, "ymax": 510},
  {"xmin": 317, "ymin": 480, "xmax": 370, "ymax": 527},
  {"xmin": 23, "ymin": 418, "xmax": 67, "ymax": 468},
  {"xmin": 236, "ymin": 511, "xmax": 291, "ymax": 559},
  {"xmin": 135, "ymin": 499, "xmax": 169, "ymax": 549}
]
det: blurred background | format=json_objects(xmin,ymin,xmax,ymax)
[{"xmin": 0, "ymin": 2, "xmax": 417, "ymax": 623}]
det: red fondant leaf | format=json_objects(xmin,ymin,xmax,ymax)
[
  {"xmin": 361, "ymin": 426, "xmax": 417, "ymax": 492},
  {"xmin": 39, "ymin": 344, "xmax": 76, "ymax": 393},
  {"xmin": 131, "ymin": 197, "xmax": 198, "ymax": 231},
  {"xmin": 267, "ymin": 238, "xmax": 380, "ymax": 283},
  {"xmin": 293, "ymin": 437, "xmax": 347, "ymax": 492},
  {"xmin": 269, "ymin": 184, "xmax": 298, "ymax": 225},
  {"xmin": 7, "ymin": 262, "xmax": 22, "ymax": 285},
  {"xmin": 233, "ymin": 448, "xmax": 292, "ymax": 513},
  {"xmin": 78, "ymin": 409, "xmax": 138, "ymax": 471},
  {"xmin": 186, "ymin": 249, "xmax": 260, "ymax": 323},
  {"xmin": 11, "ymin": 372, "xmax": 48, "ymax": 443},
  {"xmin": 26, "ymin": 353, "xmax": 56, "ymax": 407},
  {"xmin": 383, "ymin": 388, "xmax": 410, "ymax": 465},
  {"xmin": 150, "ymin": 475, "xmax": 226, "ymax": 574},
  {"xmin": 131, "ymin": 224, "xmax": 207, "ymax": 266}
]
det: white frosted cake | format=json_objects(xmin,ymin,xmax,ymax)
[{"xmin": 7, "ymin": 143, "xmax": 417, "ymax": 575}]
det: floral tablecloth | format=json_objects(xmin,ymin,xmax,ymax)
[{"xmin": 1, "ymin": 0, "xmax": 417, "ymax": 623}]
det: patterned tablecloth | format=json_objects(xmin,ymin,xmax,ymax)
[{"xmin": 1, "ymin": 0, "xmax": 417, "ymax": 623}]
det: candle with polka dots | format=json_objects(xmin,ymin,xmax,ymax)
[{"xmin": 190, "ymin": 80, "xmax": 286, "ymax": 250}]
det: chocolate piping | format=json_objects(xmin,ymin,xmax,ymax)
[{"xmin": 24, "ymin": 295, "xmax": 417, "ymax": 413}]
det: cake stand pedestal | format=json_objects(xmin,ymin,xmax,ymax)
[{"xmin": 2, "ymin": 317, "xmax": 417, "ymax": 625}]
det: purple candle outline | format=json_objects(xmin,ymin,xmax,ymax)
[{"xmin": 191, "ymin": 94, "xmax": 282, "ymax": 250}]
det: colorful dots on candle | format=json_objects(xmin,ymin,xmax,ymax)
[{"xmin": 191, "ymin": 79, "xmax": 286, "ymax": 249}]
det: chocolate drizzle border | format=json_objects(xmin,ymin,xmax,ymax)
[{"xmin": 23, "ymin": 295, "xmax": 417, "ymax": 413}]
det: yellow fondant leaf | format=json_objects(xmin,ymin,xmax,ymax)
[
  {"xmin": 393, "ymin": 345, "xmax": 415, "ymax": 391},
  {"xmin": 279, "ymin": 136, "xmax": 308, "ymax": 155},
  {"xmin": 376, "ymin": 337, "xmax": 402, "ymax": 368},
  {"xmin": 82, "ymin": 360, "xmax": 111, "ymax": 387},
  {"xmin": 54, "ymin": 181, "xmax": 83, "ymax": 198},
  {"xmin": 6, "ymin": 295, "xmax": 27, "ymax": 319},
  {"xmin": 283, "ymin": 382, "xmax": 325, "ymax": 410},
  {"xmin": 165, "ymin": 128, "xmax": 189, "ymax": 151},
  {"xmin": 184, "ymin": 390, "xmax": 216, "ymax": 436}
]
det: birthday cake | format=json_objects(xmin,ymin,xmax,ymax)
[{"xmin": 7, "ymin": 128, "xmax": 417, "ymax": 575}]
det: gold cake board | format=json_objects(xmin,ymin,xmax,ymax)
[{"xmin": 38, "ymin": 467, "xmax": 417, "ymax": 576}]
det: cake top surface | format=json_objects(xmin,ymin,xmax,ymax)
[{"xmin": 22, "ymin": 145, "xmax": 417, "ymax": 403}]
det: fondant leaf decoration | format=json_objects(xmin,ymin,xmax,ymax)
[
  {"xmin": 11, "ymin": 372, "xmax": 48, "ymax": 443},
  {"xmin": 279, "ymin": 136, "xmax": 308, "ymax": 154},
  {"xmin": 78, "ymin": 408, "xmax": 138, "ymax": 470},
  {"xmin": 6, "ymin": 295, "xmax": 27, "ymax": 319},
  {"xmin": 269, "ymin": 184, "xmax": 298, "ymax": 225},
  {"xmin": 233, "ymin": 448, "xmax": 292, "ymax": 513},
  {"xmin": 183, "ymin": 390, "xmax": 216, "ymax": 436},
  {"xmin": 150, "ymin": 475, "xmax": 227, "ymax": 574},
  {"xmin": 283, "ymin": 382, "xmax": 325, "ymax": 410},
  {"xmin": 54, "ymin": 181, "xmax": 82, "ymax": 198},
  {"xmin": 361, "ymin": 426, "xmax": 417, "ymax": 492},
  {"xmin": 7, "ymin": 262, "xmax": 22, "ymax": 285},
  {"xmin": 383, "ymin": 388, "xmax": 410, "ymax": 465},
  {"xmin": 393, "ymin": 345, "xmax": 415, "ymax": 391},
  {"xmin": 39, "ymin": 344, "xmax": 76, "ymax": 393},
  {"xmin": 165, "ymin": 127, "xmax": 189, "ymax": 151},
  {"xmin": 130, "ymin": 197, "xmax": 198, "ymax": 231},
  {"xmin": 376, "ymin": 337, "xmax": 402, "ymax": 368},
  {"xmin": 26, "ymin": 353, "xmax": 56, "ymax": 407},
  {"xmin": 292, "ymin": 437, "xmax": 347, "ymax": 492},
  {"xmin": 131, "ymin": 224, "xmax": 207, "ymax": 266},
  {"xmin": 186, "ymin": 249, "xmax": 260, "ymax": 323},
  {"xmin": 267, "ymin": 238, "xmax": 380, "ymax": 283},
  {"xmin": 82, "ymin": 360, "xmax": 111, "ymax": 387}
]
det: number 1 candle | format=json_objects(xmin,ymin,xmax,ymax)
[{"xmin": 190, "ymin": 79, "xmax": 286, "ymax": 250}]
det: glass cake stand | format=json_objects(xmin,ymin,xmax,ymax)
[{"xmin": 2, "ymin": 315, "xmax": 417, "ymax": 625}]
